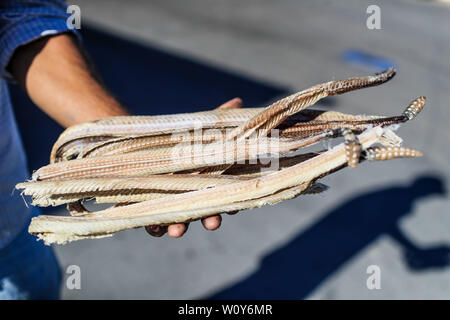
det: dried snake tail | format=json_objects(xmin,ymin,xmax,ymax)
[
  {"xmin": 402, "ymin": 96, "xmax": 426, "ymax": 121},
  {"xmin": 343, "ymin": 128, "xmax": 362, "ymax": 168},
  {"xmin": 325, "ymin": 67, "xmax": 396, "ymax": 96},
  {"xmin": 365, "ymin": 146, "xmax": 423, "ymax": 161},
  {"xmin": 375, "ymin": 67, "xmax": 396, "ymax": 82}
]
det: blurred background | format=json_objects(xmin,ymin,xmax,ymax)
[{"xmin": 9, "ymin": 0, "xmax": 450, "ymax": 299}]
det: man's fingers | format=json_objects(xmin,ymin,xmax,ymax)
[
  {"xmin": 202, "ymin": 215, "xmax": 222, "ymax": 230},
  {"xmin": 145, "ymin": 223, "xmax": 189, "ymax": 238},
  {"xmin": 167, "ymin": 223, "xmax": 189, "ymax": 238},
  {"xmin": 146, "ymin": 213, "xmax": 230, "ymax": 238},
  {"xmin": 216, "ymin": 97, "xmax": 243, "ymax": 110},
  {"xmin": 145, "ymin": 225, "xmax": 167, "ymax": 237}
]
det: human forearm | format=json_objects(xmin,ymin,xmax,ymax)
[{"xmin": 9, "ymin": 33, "xmax": 128, "ymax": 127}]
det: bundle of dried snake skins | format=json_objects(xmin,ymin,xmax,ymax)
[{"xmin": 16, "ymin": 68, "xmax": 426, "ymax": 245}]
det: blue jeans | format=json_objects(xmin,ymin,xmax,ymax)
[
  {"xmin": 0, "ymin": 207, "xmax": 62, "ymax": 300},
  {"xmin": 0, "ymin": 80, "xmax": 61, "ymax": 299}
]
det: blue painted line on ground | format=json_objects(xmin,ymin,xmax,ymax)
[{"xmin": 341, "ymin": 49, "xmax": 396, "ymax": 72}]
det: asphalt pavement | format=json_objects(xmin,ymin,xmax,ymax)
[{"xmin": 31, "ymin": 0, "xmax": 450, "ymax": 299}]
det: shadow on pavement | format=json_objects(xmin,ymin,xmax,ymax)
[{"xmin": 208, "ymin": 175, "xmax": 448, "ymax": 299}]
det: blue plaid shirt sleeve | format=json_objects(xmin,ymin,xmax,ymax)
[{"xmin": 0, "ymin": 0, "xmax": 81, "ymax": 80}]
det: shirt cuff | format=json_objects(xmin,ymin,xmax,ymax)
[{"xmin": 0, "ymin": 17, "xmax": 81, "ymax": 81}]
